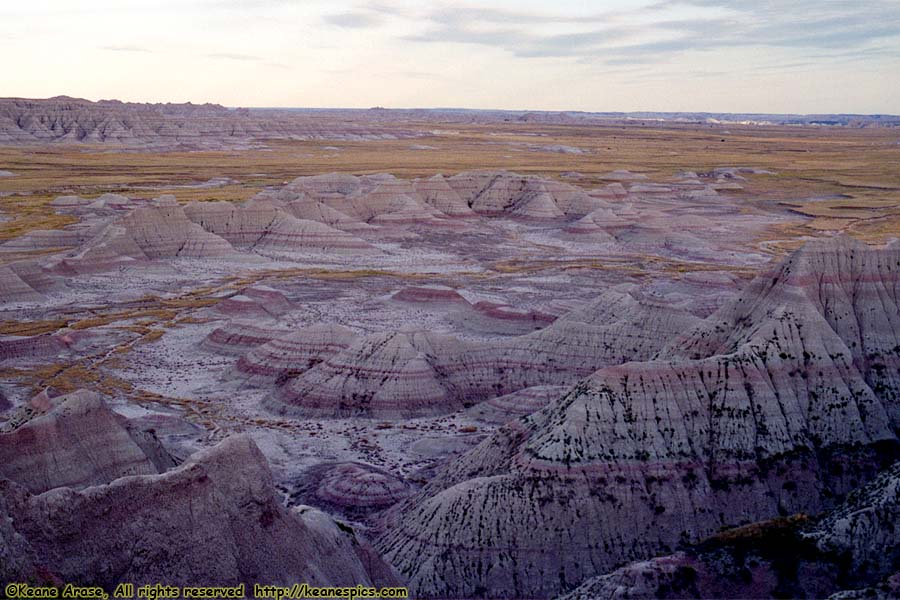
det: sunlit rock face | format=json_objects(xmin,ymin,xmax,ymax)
[
  {"xmin": 377, "ymin": 237, "xmax": 900, "ymax": 599},
  {"xmin": 0, "ymin": 434, "xmax": 400, "ymax": 589}
]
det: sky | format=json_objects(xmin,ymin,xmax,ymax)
[{"xmin": 2, "ymin": 0, "xmax": 899, "ymax": 114}]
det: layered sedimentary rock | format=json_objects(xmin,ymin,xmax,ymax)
[
  {"xmin": 203, "ymin": 321, "xmax": 288, "ymax": 356},
  {"xmin": 468, "ymin": 385, "xmax": 569, "ymax": 424},
  {"xmin": 0, "ymin": 390, "xmax": 173, "ymax": 493},
  {"xmin": 53, "ymin": 200, "xmax": 235, "ymax": 273},
  {"xmin": 271, "ymin": 331, "xmax": 474, "ymax": 418},
  {"xmin": 365, "ymin": 180, "xmax": 447, "ymax": 225},
  {"xmin": 413, "ymin": 175, "xmax": 476, "ymax": 217},
  {"xmin": 306, "ymin": 462, "xmax": 413, "ymax": 511},
  {"xmin": 214, "ymin": 286, "xmax": 292, "ymax": 319},
  {"xmin": 471, "ymin": 301, "xmax": 557, "ymax": 332},
  {"xmin": 560, "ymin": 211, "xmax": 617, "ymax": 242},
  {"xmin": 447, "ymin": 171, "xmax": 605, "ymax": 219},
  {"xmin": 563, "ymin": 461, "xmax": 900, "ymax": 600},
  {"xmin": 0, "ymin": 434, "xmax": 398, "ymax": 588},
  {"xmin": 117, "ymin": 199, "xmax": 235, "ymax": 259},
  {"xmin": 377, "ymin": 237, "xmax": 900, "ymax": 599},
  {"xmin": 0, "ymin": 97, "xmax": 421, "ymax": 149},
  {"xmin": 266, "ymin": 287, "xmax": 697, "ymax": 418},
  {"xmin": 235, "ymin": 323, "xmax": 358, "ymax": 383},
  {"xmin": 0, "ymin": 228, "xmax": 88, "ymax": 252},
  {"xmin": 0, "ymin": 333, "xmax": 65, "ymax": 361},
  {"xmin": 0, "ymin": 265, "xmax": 42, "ymax": 303},
  {"xmin": 392, "ymin": 285, "xmax": 469, "ymax": 305},
  {"xmin": 285, "ymin": 199, "xmax": 378, "ymax": 234},
  {"xmin": 184, "ymin": 199, "xmax": 374, "ymax": 255},
  {"xmin": 50, "ymin": 196, "xmax": 376, "ymax": 275}
]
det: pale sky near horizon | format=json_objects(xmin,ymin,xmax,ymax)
[{"xmin": 2, "ymin": 0, "xmax": 899, "ymax": 114}]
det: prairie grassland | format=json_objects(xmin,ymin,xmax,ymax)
[{"xmin": 1, "ymin": 121, "xmax": 899, "ymax": 246}]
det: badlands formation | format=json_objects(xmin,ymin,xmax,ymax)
[{"xmin": 1, "ymin": 99, "xmax": 899, "ymax": 599}]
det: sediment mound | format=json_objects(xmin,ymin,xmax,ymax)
[
  {"xmin": 414, "ymin": 175, "xmax": 476, "ymax": 217},
  {"xmin": 271, "ymin": 331, "xmax": 475, "ymax": 418},
  {"xmin": 184, "ymin": 199, "xmax": 374, "ymax": 255},
  {"xmin": 447, "ymin": 171, "xmax": 605, "ymax": 218},
  {"xmin": 392, "ymin": 285, "xmax": 469, "ymax": 305},
  {"xmin": 310, "ymin": 462, "xmax": 413, "ymax": 511},
  {"xmin": 0, "ymin": 390, "xmax": 174, "ymax": 493},
  {"xmin": 202, "ymin": 321, "xmax": 288, "ymax": 355},
  {"xmin": 0, "ymin": 265, "xmax": 42, "ymax": 303},
  {"xmin": 235, "ymin": 323, "xmax": 358, "ymax": 384}
]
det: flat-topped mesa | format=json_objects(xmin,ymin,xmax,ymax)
[
  {"xmin": 0, "ymin": 434, "xmax": 399, "ymax": 588},
  {"xmin": 183, "ymin": 199, "xmax": 375, "ymax": 255},
  {"xmin": 413, "ymin": 175, "xmax": 477, "ymax": 217},
  {"xmin": 472, "ymin": 301, "xmax": 557, "ymax": 330},
  {"xmin": 202, "ymin": 321, "xmax": 289, "ymax": 356},
  {"xmin": 234, "ymin": 323, "xmax": 358, "ymax": 384},
  {"xmin": 377, "ymin": 237, "xmax": 900, "ymax": 599},
  {"xmin": 392, "ymin": 285, "xmax": 470, "ymax": 305},
  {"xmin": 0, "ymin": 390, "xmax": 174, "ymax": 494}
]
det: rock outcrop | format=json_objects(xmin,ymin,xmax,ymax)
[
  {"xmin": 377, "ymin": 237, "xmax": 900, "ymax": 599},
  {"xmin": 290, "ymin": 462, "xmax": 413, "ymax": 517},
  {"xmin": 203, "ymin": 321, "xmax": 288, "ymax": 356},
  {"xmin": 0, "ymin": 434, "xmax": 399, "ymax": 588},
  {"xmin": 562, "ymin": 461, "xmax": 900, "ymax": 599},
  {"xmin": 0, "ymin": 333, "xmax": 66, "ymax": 361},
  {"xmin": 414, "ymin": 175, "xmax": 476, "ymax": 217},
  {"xmin": 235, "ymin": 323, "xmax": 358, "ymax": 384},
  {"xmin": 0, "ymin": 390, "xmax": 174, "ymax": 493},
  {"xmin": 0, "ymin": 264, "xmax": 42, "ymax": 303},
  {"xmin": 264, "ymin": 287, "xmax": 698, "ymax": 419},
  {"xmin": 0, "ymin": 97, "xmax": 421, "ymax": 149},
  {"xmin": 183, "ymin": 199, "xmax": 375, "ymax": 255},
  {"xmin": 447, "ymin": 171, "xmax": 606, "ymax": 219}
]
